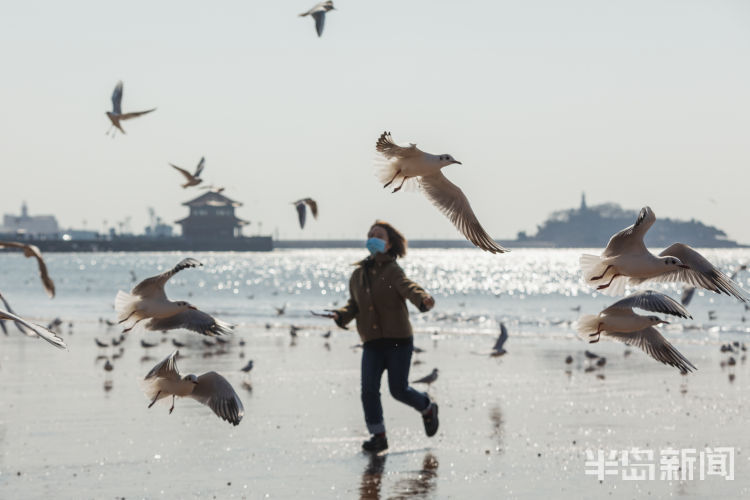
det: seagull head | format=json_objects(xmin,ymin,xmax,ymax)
[
  {"xmin": 437, "ymin": 154, "xmax": 461, "ymax": 167},
  {"xmin": 184, "ymin": 374, "xmax": 199, "ymax": 385},
  {"xmin": 662, "ymin": 256, "xmax": 690, "ymax": 270},
  {"xmin": 648, "ymin": 315, "xmax": 669, "ymax": 325},
  {"xmin": 175, "ymin": 300, "xmax": 198, "ymax": 311}
]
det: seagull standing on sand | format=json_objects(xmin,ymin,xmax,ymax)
[
  {"xmin": 0, "ymin": 241, "xmax": 55, "ymax": 297},
  {"xmin": 375, "ymin": 131, "xmax": 507, "ymax": 254},
  {"xmin": 170, "ymin": 157, "xmax": 205, "ymax": 188},
  {"xmin": 412, "ymin": 368, "xmax": 439, "ymax": 387},
  {"xmin": 105, "ymin": 81, "xmax": 156, "ymax": 136},
  {"xmin": 115, "ymin": 258, "xmax": 233, "ymax": 336},
  {"xmin": 143, "ymin": 350, "xmax": 244, "ymax": 426},
  {"xmin": 580, "ymin": 207, "xmax": 749, "ymax": 301},
  {"xmin": 292, "ymin": 198, "xmax": 318, "ymax": 229},
  {"xmin": 299, "ymin": 1, "xmax": 335, "ymax": 37},
  {"xmin": 577, "ymin": 290, "xmax": 696, "ymax": 373}
]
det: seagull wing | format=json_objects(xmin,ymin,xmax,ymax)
[
  {"xmin": 602, "ymin": 206, "xmax": 655, "ymax": 258},
  {"xmin": 193, "ymin": 157, "xmax": 206, "ymax": 178},
  {"xmin": 0, "ymin": 308, "xmax": 67, "ymax": 349},
  {"xmin": 680, "ymin": 286, "xmax": 696, "ymax": 306},
  {"xmin": 419, "ymin": 172, "xmax": 508, "ymax": 254},
  {"xmin": 0, "ymin": 241, "xmax": 55, "ymax": 297},
  {"xmin": 0, "ymin": 292, "xmax": 32, "ymax": 336},
  {"xmin": 131, "ymin": 258, "xmax": 202, "ymax": 299},
  {"xmin": 295, "ymin": 202, "xmax": 307, "ymax": 229},
  {"xmin": 493, "ymin": 322, "xmax": 508, "ymax": 351},
  {"xmin": 375, "ymin": 131, "xmax": 421, "ymax": 159},
  {"xmin": 119, "ymin": 108, "xmax": 156, "ymax": 120},
  {"xmin": 602, "ymin": 290, "xmax": 692, "ymax": 319},
  {"xmin": 145, "ymin": 308, "xmax": 233, "ymax": 337},
  {"xmin": 190, "ymin": 371, "xmax": 244, "ymax": 425},
  {"xmin": 111, "ymin": 81, "xmax": 123, "ymax": 114},
  {"xmin": 170, "ymin": 164, "xmax": 195, "ymax": 182},
  {"xmin": 304, "ymin": 198, "xmax": 318, "ymax": 219},
  {"xmin": 633, "ymin": 244, "xmax": 749, "ymax": 302},
  {"xmin": 144, "ymin": 350, "xmax": 181, "ymax": 381},
  {"xmin": 312, "ymin": 10, "xmax": 326, "ymax": 36},
  {"xmin": 606, "ymin": 326, "xmax": 696, "ymax": 373}
]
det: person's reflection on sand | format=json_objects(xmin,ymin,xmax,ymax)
[
  {"xmin": 390, "ymin": 453, "xmax": 438, "ymax": 499},
  {"xmin": 359, "ymin": 453, "xmax": 386, "ymax": 500}
]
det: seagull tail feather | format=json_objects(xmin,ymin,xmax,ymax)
[
  {"xmin": 115, "ymin": 290, "xmax": 140, "ymax": 323},
  {"xmin": 580, "ymin": 254, "xmax": 607, "ymax": 283}
]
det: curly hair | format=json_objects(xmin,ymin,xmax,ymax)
[{"xmin": 371, "ymin": 220, "xmax": 407, "ymax": 258}]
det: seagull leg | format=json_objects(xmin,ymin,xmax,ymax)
[
  {"xmin": 383, "ymin": 170, "xmax": 401, "ymax": 188},
  {"xmin": 589, "ymin": 323, "xmax": 603, "ymax": 343},
  {"xmin": 148, "ymin": 391, "xmax": 161, "ymax": 408},
  {"xmin": 392, "ymin": 176, "xmax": 410, "ymax": 193},
  {"xmin": 122, "ymin": 318, "xmax": 143, "ymax": 333},
  {"xmin": 596, "ymin": 273, "xmax": 621, "ymax": 291},
  {"xmin": 590, "ymin": 265, "xmax": 613, "ymax": 281},
  {"xmin": 169, "ymin": 395, "xmax": 175, "ymax": 414},
  {"xmin": 118, "ymin": 310, "xmax": 135, "ymax": 324}
]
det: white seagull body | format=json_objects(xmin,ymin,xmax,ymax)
[
  {"xmin": 115, "ymin": 258, "xmax": 233, "ymax": 336},
  {"xmin": 170, "ymin": 157, "xmax": 205, "ymax": 188},
  {"xmin": 299, "ymin": 1, "xmax": 335, "ymax": 37},
  {"xmin": 143, "ymin": 350, "xmax": 244, "ymax": 426},
  {"xmin": 375, "ymin": 131, "xmax": 508, "ymax": 254},
  {"xmin": 105, "ymin": 81, "xmax": 156, "ymax": 136},
  {"xmin": 577, "ymin": 290, "xmax": 695, "ymax": 373},
  {"xmin": 580, "ymin": 206, "xmax": 749, "ymax": 301}
]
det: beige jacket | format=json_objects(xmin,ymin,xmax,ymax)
[{"xmin": 334, "ymin": 253, "xmax": 431, "ymax": 342}]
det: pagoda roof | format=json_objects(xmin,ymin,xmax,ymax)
[
  {"xmin": 176, "ymin": 215, "xmax": 249, "ymax": 226},
  {"xmin": 182, "ymin": 191, "xmax": 242, "ymax": 208}
]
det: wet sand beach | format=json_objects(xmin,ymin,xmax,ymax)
[{"xmin": 1, "ymin": 320, "xmax": 748, "ymax": 499}]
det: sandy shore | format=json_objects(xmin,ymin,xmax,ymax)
[{"xmin": 0, "ymin": 321, "xmax": 748, "ymax": 499}]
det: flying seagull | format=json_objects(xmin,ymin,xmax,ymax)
[
  {"xmin": 292, "ymin": 198, "xmax": 318, "ymax": 229},
  {"xmin": 143, "ymin": 350, "xmax": 244, "ymax": 426},
  {"xmin": 170, "ymin": 157, "xmax": 205, "ymax": 188},
  {"xmin": 115, "ymin": 258, "xmax": 233, "ymax": 336},
  {"xmin": 491, "ymin": 322, "xmax": 509, "ymax": 356},
  {"xmin": 0, "ymin": 307, "xmax": 66, "ymax": 349},
  {"xmin": 299, "ymin": 1, "xmax": 335, "ymax": 37},
  {"xmin": 375, "ymin": 131, "xmax": 508, "ymax": 254},
  {"xmin": 105, "ymin": 81, "xmax": 156, "ymax": 136},
  {"xmin": 577, "ymin": 290, "xmax": 695, "ymax": 373},
  {"xmin": 0, "ymin": 241, "xmax": 55, "ymax": 298},
  {"xmin": 580, "ymin": 207, "xmax": 749, "ymax": 301}
]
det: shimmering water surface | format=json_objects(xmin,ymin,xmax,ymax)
[{"xmin": 0, "ymin": 249, "xmax": 749, "ymax": 499}]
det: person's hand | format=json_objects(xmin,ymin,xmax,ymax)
[{"xmin": 422, "ymin": 296, "xmax": 435, "ymax": 311}]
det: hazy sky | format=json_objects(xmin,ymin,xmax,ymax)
[{"xmin": 1, "ymin": 0, "xmax": 749, "ymax": 243}]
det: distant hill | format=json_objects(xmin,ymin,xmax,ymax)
[{"xmin": 515, "ymin": 194, "xmax": 743, "ymax": 248}]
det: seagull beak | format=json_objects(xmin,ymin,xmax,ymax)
[
  {"xmin": 188, "ymin": 305, "xmax": 198, "ymax": 310},
  {"xmin": 453, "ymin": 160, "xmax": 462, "ymax": 165},
  {"xmin": 661, "ymin": 320, "xmax": 671, "ymax": 325},
  {"xmin": 679, "ymin": 265, "xmax": 690, "ymax": 269}
]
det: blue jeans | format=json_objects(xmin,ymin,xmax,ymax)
[{"xmin": 361, "ymin": 340, "xmax": 431, "ymax": 434}]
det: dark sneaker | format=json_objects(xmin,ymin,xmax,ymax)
[
  {"xmin": 362, "ymin": 434, "xmax": 388, "ymax": 453},
  {"xmin": 422, "ymin": 403, "xmax": 439, "ymax": 437}
]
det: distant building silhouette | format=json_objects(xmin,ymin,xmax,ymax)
[
  {"xmin": 518, "ymin": 194, "xmax": 741, "ymax": 248},
  {"xmin": 1, "ymin": 201, "xmax": 59, "ymax": 237},
  {"xmin": 176, "ymin": 191, "xmax": 248, "ymax": 240}
]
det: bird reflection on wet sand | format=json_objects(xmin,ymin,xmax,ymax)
[{"xmin": 489, "ymin": 406, "xmax": 504, "ymax": 454}]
